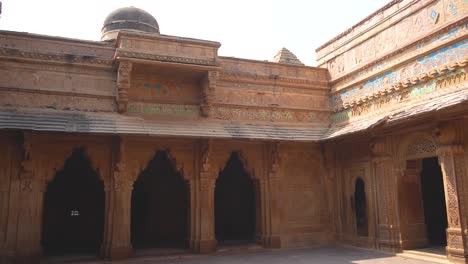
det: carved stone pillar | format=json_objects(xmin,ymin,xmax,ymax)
[
  {"xmin": 192, "ymin": 173, "xmax": 217, "ymax": 253},
  {"xmin": 14, "ymin": 135, "xmax": 46, "ymax": 263},
  {"xmin": 116, "ymin": 61, "xmax": 132, "ymax": 113},
  {"xmin": 200, "ymin": 71, "xmax": 218, "ymax": 117},
  {"xmin": 373, "ymin": 156, "xmax": 402, "ymax": 252},
  {"xmin": 101, "ymin": 137, "xmax": 133, "ymax": 260},
  {"xmin": 371, "ymin": 138, "xmax": 402, "ymax": 252},
  {"xmin": 437, "ymin": 145, "xmax": 468, "ymax": 263},
  {"xmin": 434, "ymin": 121, "xmax": 468, "ymax": 263},
  {"xmin": 101, "ymin": 162, "xmax": 133, "ymax": 260}
]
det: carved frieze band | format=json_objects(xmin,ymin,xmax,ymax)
[
  {"xmin": 331, "ymin": 37, "xmax": 468, "ymax": 111},
  {"xmin": 127, "ymin": 102, "xmax": 329, "ymax": 123},
  {"xmin": 329, "ymin": 18, "xmax": 468, "ymax": 83}
]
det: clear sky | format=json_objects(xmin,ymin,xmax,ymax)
[{"xmin": 0, "ymin": 0, "xmax": 390, "ymax": 66}]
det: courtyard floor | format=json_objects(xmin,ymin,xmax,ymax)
[{"xmin": 42, "ymin": 246, "xmax": 444, "ymax": 264}]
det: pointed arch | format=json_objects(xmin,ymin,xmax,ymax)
[
  {"xmin": 42, "ymin": 148, "xmax": 105, "ymax": 256},
  {"xmin": 131, "ymin": 150, "xmax": 189, "ymax": 249},
  {"xmin": 215, "ymin": 152, "xmax": 256, "ymax": 242}
]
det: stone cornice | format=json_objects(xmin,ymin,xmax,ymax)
[
  {"xmin": 117, "ymin": 31, "xmax": 221, "ymax": 48},
  {"xmin": 115, "ymin": 49, "xmax": 219, "ymax": 67},
  {"xmin": 0, "ymin": 47, "xmax": 114, "ymax": 68},
  {"xmin": 316, "ymin": 0, "xmax": 404, "ymax": 52}
]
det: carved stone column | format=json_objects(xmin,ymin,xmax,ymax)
[
  {"xmin": 198, "ymin": 175, "xmax": 217, "ymax": 253},
  {"xmin": 371, "ymin": 138, "xmax": 402, "ymax": 252},
  {"xmin": 437, "ymin": 145, "xmax": 468, "ymax": 263},
  {"xmin": 14, "ymin": 134, "xmax": 46, "ymax": 263},
  {"xmin": 259, "ymin": 142, "xmax": 281, "ymax": 248},
  {"xmin": 101, "ymin": 138, "xmax": 133, "ymax": 260},
  {"xmin": 116, "ymin": 61, "xmax": 132, "ymax": 113}
]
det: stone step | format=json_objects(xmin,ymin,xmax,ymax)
[{"xmin": 398, "ymin": 249, "xmax": 448, "ymax": 264}]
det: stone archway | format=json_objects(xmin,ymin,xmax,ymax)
[
  {"xmin": 354, "ymin": 177, "xmax": 368, "ymax": 237},
  {"xmin": 131, "ymin": 150, "xmax": 189, "ymax": 249},
  {"xmin": 214, "ymin": 152, "xmax": 256, "ymax": 244},
  {"xmin": 397, "ymin": 133, "xmax": 448, "ymax": 251},
  {"xmin": 41, "ymin": 148, "xmax": 105, "ymax": 256}
]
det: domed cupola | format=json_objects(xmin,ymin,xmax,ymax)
[{"xmin": 101, "ymin": 6, "xmax": 159, "ymax": 41}]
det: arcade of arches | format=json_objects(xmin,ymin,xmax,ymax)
[{"xmin": 1, "ymin": 121, "xmax": 468, "ymax": 263}]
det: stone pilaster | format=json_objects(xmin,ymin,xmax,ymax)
[
  {"xmin": 191, "ymin": 173, "xmax": 217, "ymax": 253},
  {"xmin": 14, "ymin": 134, "xmax": 46, "ymax": 263},
  {"xmin": 263, "ymin": 175, "xmax": 281, "ymax": 248},
  {"xmin": 437, "ymin": 145, "xmax": 468, "ymax": 263}
]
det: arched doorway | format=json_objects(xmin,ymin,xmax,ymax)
[
  {"xmin": 420, "ymin": 157, "xmax": 447, "ymax": 246},
  {"xmin": 354, "ymin": 178, "xmax": 368, "ymax": 237},
  {"xmin": 215, "ymin": 152, "xmax": 256, "ymax": 244},
  {"xmin": 42, "ymin": 148, "xmax": 105, "ymax": 256},
  {"xmin": 131, "ymin": 151, "xmax": 188, "ymax": 249}
]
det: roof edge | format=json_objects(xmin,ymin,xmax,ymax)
[{"xmin": 315, "ymin": 0, "xmax": 402, "ymax": 52}]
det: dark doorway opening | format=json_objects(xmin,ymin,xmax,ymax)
[
  {"xmin": 354, "ymin": 178, "xmax": 368, "ymax": 237},
  {"xmin": 131, "ymin": 151, "xmax": 188, "ymax": 249},
  {"xmin": 42, "ymin": 148, "xmax": 105, "ymax": 256},
  {"xmin": 215, "ymin": 152, "xmax": 255, "ymax": 244},
  {"xmin": 420, "ymin": 157, "xmax": 447, "ymax": 246}
]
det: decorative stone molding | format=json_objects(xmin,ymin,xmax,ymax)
[
  {"xmin": 117, "ymin": 61, "xmax": 132, "ymax": 113},
  {"xmin": 220, "ymin": 71, "xmax": 328, "ymax": 87},
  {"xmin": 0, "ymin": 47, "xmax": 113, "ymax": 67}
]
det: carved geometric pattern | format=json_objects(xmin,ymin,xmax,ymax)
[{"xmin": 406, "ymin": 137, "xmax": 437, "ymax": 158}]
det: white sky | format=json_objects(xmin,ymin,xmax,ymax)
[{"xmin": 0, "ymin": 0, "xmax": 390, "ymax": 66}]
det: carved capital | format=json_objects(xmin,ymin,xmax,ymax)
[
  {"xmin": 117, "ymin": 61, "xmax": 133, "ymax": 113},
  {"xmin": 200, "ymin": 178, "xmax": 216, "ymax": 192},
  {"xmin": 267, "ymin": 142, "xmax": 281, "ymax": 175},
  {"xmin": 113, "ymin": 170, "xmax": 133, "ymax": 191}
]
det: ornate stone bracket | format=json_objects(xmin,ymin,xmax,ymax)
[
  {"xmin": 117, "ymin": 61, "xmax": 132, "ymax": 113},
  {"xmin": 201, "ymin": 71, "xmax": 218, "ymax": 117}
]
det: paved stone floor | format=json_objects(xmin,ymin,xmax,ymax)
[{"xmin": 42, "ymin": 246, "xmax": 441, "ymax": 264}]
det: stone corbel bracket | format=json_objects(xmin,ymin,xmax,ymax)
[
  {"xmin": 201, "ymin": 71, "xmax": 219, "ymax": 117},
  {"xmin": 116, "ymin": 61, "xmax": 133, "ymax": 113}
]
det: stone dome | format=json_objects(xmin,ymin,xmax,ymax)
[{"xmin": 101, "ymin": 6, "xmax": 159, "ymax": 41}]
